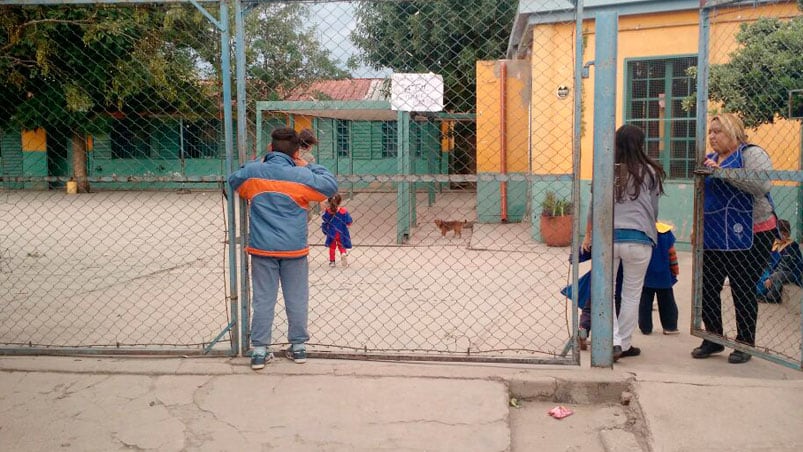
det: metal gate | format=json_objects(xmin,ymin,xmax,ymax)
[
  {"xmin": 692, "ymin": 0, "xmax": 803, "ymax": 370},
  {"xmin": 0, "ymin": 0, "xmax": 238, "ymax": 355}
]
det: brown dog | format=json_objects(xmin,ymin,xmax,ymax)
[{"xmin": 434, "ymin": 219, "xmax": 467, "ymax": 238}]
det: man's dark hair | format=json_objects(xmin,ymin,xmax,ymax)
[
  {"xmin": 271, "ymin": 127, "xmax": 300, "ymax": 156},
  {"xmin": 299, "ymin": 128, "xmax": 318, "ymax": 149}
]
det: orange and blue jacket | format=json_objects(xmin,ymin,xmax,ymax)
[{"xmin": 228, "ymin": 152, "xmax": 337, "ymax": 258}]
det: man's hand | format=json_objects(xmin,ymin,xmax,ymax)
[
  {"xmin": 764, "ymin": 278, "xmax": 773, "ymax": 290},
  {"xmin": 294, "ymin": 156, "xmax": 308, "ymax": 167}
]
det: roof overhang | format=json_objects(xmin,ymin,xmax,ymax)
[
  {"xmin": 507, "ymin": 0, "xmax": 703, "ymax": 59},
  {"xmin": 256, "ymin": 100, "xmax": 396, "ymax": 121}
]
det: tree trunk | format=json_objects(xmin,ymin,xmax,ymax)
[{"xmin": 71, "ymin": 132, "xmax": 89, "ymax": 193}]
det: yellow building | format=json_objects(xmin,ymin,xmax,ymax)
[{"xmin": 477, "ymin": 0, "xmax": 802, "ymax": 245}]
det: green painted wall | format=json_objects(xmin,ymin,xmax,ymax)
[
  {"xmin": 477, "ymin": 174, "xmax": 530, "ymax": 223},
  {"xmin": 1, "ymin": 130, "xmax": 23, "ymax": 189},
  {"xmin": 527, "ymin": 179, "xmax": 802, "ymax": 249},
  {"xmin": 23, "ymin": 152, "xmax": 47, "ymax": 190}
]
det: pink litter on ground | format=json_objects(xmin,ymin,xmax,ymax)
[{"xmin": 547, "ymin": 405, "xmax": 574, "ymax": 419}]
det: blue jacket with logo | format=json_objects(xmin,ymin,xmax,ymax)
[{"xmin": 228, "ymin": 152, "xmax": 337, "ymax": 258}]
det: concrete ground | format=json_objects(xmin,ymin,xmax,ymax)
[
  {"xmin": 1, "ymin": 262, "xmax": 802, "ymax": 451},
  {"xmin": 1, "ymin": 191, "xmax": 802, "ymax": 450}
]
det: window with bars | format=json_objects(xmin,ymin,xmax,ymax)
[
  {"xmin": 382, "ymin": 121, "xmax": 397, "ymax": 158},
  {"xmin": 183, "ymin": 119, "xmax": 221, "ymax": 159},
  {"xmin": 336, "ymin": 119, "xmax": 350, "ymax": 157},
  {"xmin": 111, "ymin": 116, "xmax": 150, "ymax": 159},
  {"xmin": 625, "ymin": 56, "xmax": 697, "ymax": 179}
]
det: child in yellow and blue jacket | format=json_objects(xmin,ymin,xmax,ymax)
[{"xmin": 638, "ymin": 222, "xmax": 680, "ymax": 335}]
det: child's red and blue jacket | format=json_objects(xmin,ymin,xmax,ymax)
[{"xmin": 228, "ymin": 152, "xmax": 337, "ymax": 258}]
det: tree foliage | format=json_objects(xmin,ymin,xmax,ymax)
[
  {"xmin": 708, "ymin": 12, "xmax": 803, "ymax": 127},
  {"xmin": 0, "ymin": 4, "xmax": 217, "ymax": 134},
  {"xmin": 350, "ymin": 0, "xmax": 516, "ymax": 112},
  {"xmin": 244, "ymin": 3, "xmax": 348, "ymax": 102}
]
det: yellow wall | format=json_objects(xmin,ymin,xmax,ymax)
[
  {"xmin": 484, "ymin": 3, "xmax": 803, "ymax": 180},
  {"xmin": 579, "ymin": 10, "xmax": 700, "ymax": 179},
  {"xmin": 707, "ymin": 2, "xmax": 801, "ymax": 174},
  {"xmin": 294, "ymin": 116, "xmax": 313, "ymax": 132},
  {"xmin": 21, "ymin": 128, "xmax": 46, "ymax": 152},
  {"xmin": 530, "ymin": 22, "xmax": 577, "ymax": 176},
  {"xmin": 476, "ymin": 60, "xmax": 531, "ymax": 173}
]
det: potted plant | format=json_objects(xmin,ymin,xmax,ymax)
[{"xmin": 540, "ymin": 191, "xmax": 573, "ymax": 247}]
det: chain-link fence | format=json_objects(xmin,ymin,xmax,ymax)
[
  {"xmin": 248, "ymin": 0, "xmax": 582, "ymax": 364},
  {"xmin": 3, "ymin": 0, "xmax": 799, "ymax": 368},
  {"xmin": 0, "ymin": 0, "xmax": 584, "ymax": 363},
  {"xmin": 0, "ymin": 1, "xmax": 237, "ymax": 354},
  {"xmin": 693, "ymin": 0, "xmax": 803, "ymax": 369}
]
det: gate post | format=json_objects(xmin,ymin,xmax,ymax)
[{"xmin": 590, "ymin": 11, "xmax": 617, "ymax": 368}]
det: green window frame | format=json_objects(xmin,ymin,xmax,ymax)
[
  {"xmin": 336, "ymin": 119, "xmax": 350, "ymax": 157},
  {"xmin": 381, "ymin": 121, "xmax": 397, "ymax": 158},
  {"xmin": 625, "ymin": 55, "xmax": 697, "ymax": 179}
]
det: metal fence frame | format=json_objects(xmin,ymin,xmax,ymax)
[
  {"xmin": 0, "ymin": 0, "xmax": 239, "ymax": 356},
  {"xmin": 692, "ymin": 0, "xmax": 803, "ymax": 370}
]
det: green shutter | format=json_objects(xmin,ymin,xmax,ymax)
[
  {"xmin": 152, "ymin": 119, "xmax": 180, "ymax": 160},
  {"xmin": 317, "ymin": 119, "xmax": 335, "ymax": 159},
  {"xmin": 351, "ymin": 121, "xmax": 372, "ymax": 160},
  {"xmin": 93, "ymin": 133, "xmax": 112, "ymax": 160},
  {"xmin": 421, "ymin": 122, "xmax": 440, "ymax": 160},
  {"xmin": 1, "ymin": 130, "xmax": 23, "ymax": 189},
  {"xmin": 370, "ymin": 121, "xmax": 383, "ymax": 159}
]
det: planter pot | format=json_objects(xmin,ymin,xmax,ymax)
[{"xmin": 540, "ymin": 214, "xmax": 573, "ymax": 247}]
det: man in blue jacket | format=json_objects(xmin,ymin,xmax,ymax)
[{"xmin": 229, "ymin": 127, "xmax": 337, "ymax": 370}]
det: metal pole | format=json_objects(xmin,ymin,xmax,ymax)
[
  {"xmin": 219, "ymin": 0, "xmax": 239, "ymax": 356},
  {"xmin": 589, "ymin": 11, "xmax": 617, "ymax": 368},
  {"xmin": 233, "ymin": 0, "xmax": 250, "ymax": 356},
  {"xmin": 692, "ymin": 5, "xmax": 711, "ymax": 334},
  {"xmin": 570, "ymin": 0, "xmax": 585, "ymax": 361}
]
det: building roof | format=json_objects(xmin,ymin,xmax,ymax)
[
  {"xmin": 507, "ymin": 0, "xmax": 703, "ymax": 59},
  {"xmin": 286, "ymin": 79, "xmax": 389, "ymax": 102},
  {"xmin": 260, "ymin": 78, "xmax": 395, "ymax": 121}
]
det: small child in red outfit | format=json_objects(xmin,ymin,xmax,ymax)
[{"xmin": 321, "ymin": 193, "xmax": 353, "ymax": 267}]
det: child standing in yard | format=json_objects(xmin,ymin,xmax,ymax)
[
  {"xmin": 638, "ymin": 222, "xmax": 680, "ymax": 335},
  {"xmin": 757, "ymin": 219, "xmax": 803, "ymax": 303},
  {"xmin": 322, "ymin": 193, "xmax": 353, "ymax": 267}
]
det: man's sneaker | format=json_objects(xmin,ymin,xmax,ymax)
[
  {"xmin": 728, "ymin": 350, "xmax": 752, "ymax": 364},
  {"xmin": 250, "ymin": 351, "xmax": 273, "ymax": 370},
  {"xmin": 285, "ymin": 346, "xmax": 307, "ymax": 364},
  {"xmin": 691, "ymin": 340, "xmax": 725, "ymax": 359},
  {"xmin": 328, "ymin": 261, "xmax": 336, "ymax": 267},
  {"xmin": 341, "ymin": 253, "xmax": 348, "ymax": 267}
]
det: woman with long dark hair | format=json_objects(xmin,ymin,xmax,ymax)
[{"xmin": 582, "ymin": 124, "xmax": 665, "ymax": 361}]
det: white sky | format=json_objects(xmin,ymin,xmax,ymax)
[{"xmin": 309, "ymin": 1, "xmax": 391, "ymax": 78}]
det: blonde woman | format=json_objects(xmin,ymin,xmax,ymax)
[{"xmin": 694, "ymin": 113, "xmax": 775, "ymax": 364}]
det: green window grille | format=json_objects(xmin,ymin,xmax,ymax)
[
  {"xmin": 625, "ymin": 56, "xmax": 697, "ymax": 179},
  {"xmin": 382, "ymin": 121, "xmax": 397, "ymax": 158},
  {"xmin": 316, "ymin": 118, "xmax": 335, "ymax": 160},
  {"xmin": 336, "ymin": 119, "xmax": 350, "ymax": 157},
  {"xmin": 351, "ymin": 121, "xmax": 372, "ymax": 160}
]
